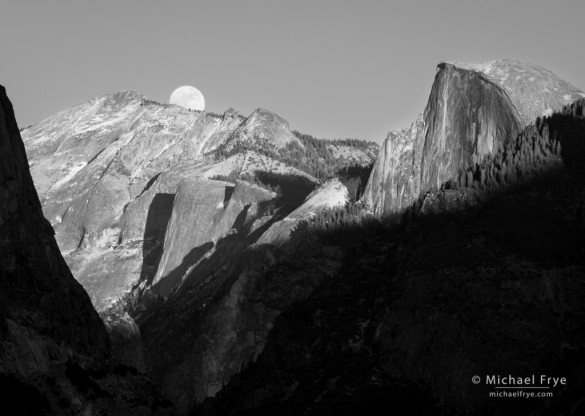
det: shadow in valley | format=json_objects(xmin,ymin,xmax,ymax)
[
  {"xmin": 146, "ymin": 184, "xmax": 240, "ymax": 299},
  {"xmin": 140, "ymin": 102, "xmax": 585, "ymax": 416},
  {"xmin": 336, "ymin": 163, "xmax": 373, "ymax": 202},
  {"xmin": 135, "ymin": 186, "xmax": 285, "ymax": 388},
  {"xmin": 152, "ymin": 241, "xmax": 215, "ymax": 300},
  {"xmin": 155, "ymin": 196, "xmax": 280, "ymax": 302},
  {"xmin": 253, "ymin": 171, "xmax": 316, "ymax": 209},
  {"xmin": 190, "ymin": 106, "xmax": 585, "ymax": 415},
  {"xmin": 193, "ymin": 160, "xmax": 585, "ymax": 416}
]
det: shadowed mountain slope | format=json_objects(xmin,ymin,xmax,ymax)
[
  {"xmin": 0, "ymin": 85, "xmax": 173, "ymax": 416},
  {"xmin": 0, "ymin": 85, "xmax": 108, "ymax": 376}
]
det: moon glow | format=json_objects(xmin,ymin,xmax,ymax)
[{"xmin": 169, "ymin": 85, "xmax": 205, "ymax": 111}]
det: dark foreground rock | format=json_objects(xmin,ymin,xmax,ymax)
[{"xmin": 0, "ymin": 85, "xmax": 174, "ymax": 415}]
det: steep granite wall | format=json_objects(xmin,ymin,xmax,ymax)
[
  {"xmin": 362, "ymin": 116, "xmax": 424, "ymax": 217},
  {"xmin": 363, "ymin": 60, "xmax": 583, "ymax": 218}
]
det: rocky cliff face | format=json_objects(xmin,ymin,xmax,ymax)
[
  {"xmin": 20, "ymin": 91, "xmax": 374, "ymax": 413},
  {"xmin": 0, "ymin": 85, "xmax": 174, "ymax": 415},
  {"xmin": 134, "ymin": 178, "xmax": 348, "ymax": 413},
  {"xmin": 363, "ymin": 60, "xmax": 584, "ymax": 217},
  {"xmin": 151, "ymin": 178, "xmax": 275, "ymax": 298},
  {"xmin": 136, "ymin": 212, "xmax": 346, "ymax": 413},
  {"xmin": 24, "ymin": 91, "xmax": 241, "ymax": 253},
  {"xmin": 21, "ymin": 93, "xmax": 320, "ymax": 316},
  {"xmin": 362, "ymin": 116, "xmax": 424, "ymax": 217}
]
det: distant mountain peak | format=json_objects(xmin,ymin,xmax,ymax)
[{"xmin": 215, "ymin": 106, "xmax": 302, "ymax": 155}]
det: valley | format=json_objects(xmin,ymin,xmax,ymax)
[{"xmin": 1, "ymin": 59, "xmax": 584, "ymax": 415}]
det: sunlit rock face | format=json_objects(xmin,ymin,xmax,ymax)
[
  {"xmin": 151, "ymin": 179, "xmax": 275, "ymax": 298},
  {"xmin": 420, "ymin": 62, "xmax": 523, "ymax": 191},
  {"xmin": 20, "ymin": 94, "xmax": 313, "ymax": 317},
  {"xmin": 362, "ymin": 116, "xmax": 424, "ymax": 217},
  {"xmin": 23, "ymin": 91, "xmax": 242, "ymax": 254},
  {"xmin": 363, "ymin": 60, "xmax": 583, "ymax": 217}
]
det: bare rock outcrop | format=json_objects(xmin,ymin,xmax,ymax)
[
  {"xmin": 362, "ymin": 115, "xmax": 424, "ymax": 216},
  {"xmin": 23, "ymin": 92, "xmax": 241, "ymax": 253},
  {"xmin": 151, "ymin": 179, "xmax": 275, "ymax": 298},
  {"xmin": 219, "ymin": 107, "xmax": 303, "ymax": 153},
  {"xmin": 363, "ymin": 60, "xmax": 583, "ymax": 217},
  {"xmin": 20, "ymin": 95, "xmax": 320, "ymax": 317}
]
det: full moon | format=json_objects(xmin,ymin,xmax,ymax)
[{"xmin": 169, "ymin": 85, "xmax": 205, "ymax": 111}]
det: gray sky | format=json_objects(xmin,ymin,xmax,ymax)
[{"xmin": 1, "ymin": 0, "xmax": 584, "ymax": 142}]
